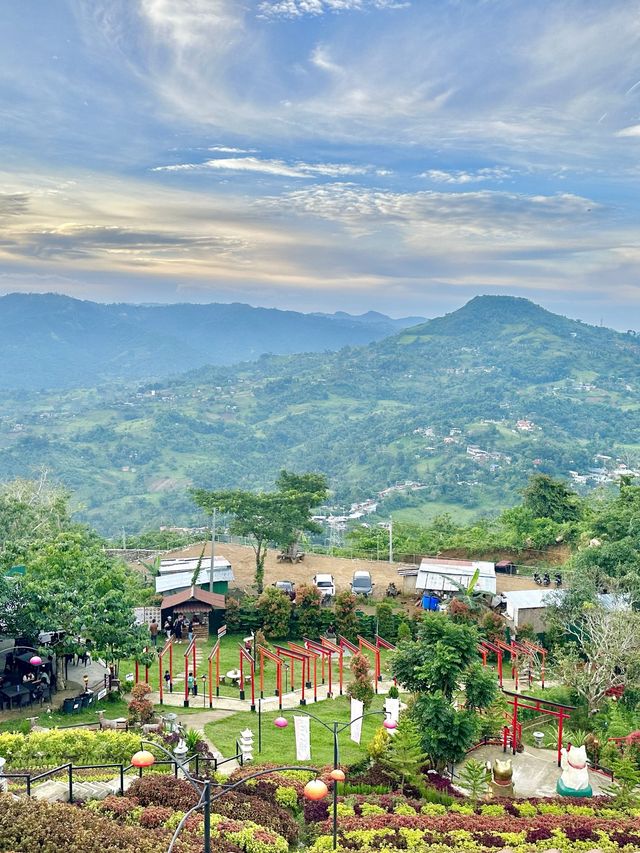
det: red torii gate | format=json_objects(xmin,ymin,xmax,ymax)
[
  {"xmin": 257, "ymin": 645, "xmax": 284, "ymax": 708},
  {"xmin": 238, "ymin": 644, "xmax": 256, "ymax": 710},
  {"xmin": 375, "ymin": 635, "xmax": 396, "ymax": 651},
  {"xmin": 304, "ymin": 638, "xmax": 335, "ymax": 698},
  {"xmin": 275, "ymin": 645, "xmax": 308, "ymax": 705},
  {"xmin": 207, "ymin": 638, "xmax": 221, "ymax": 707},
  {"xmin": 288, "ymin": 641, "xmax": 321, "ymax": 703},
  {"xmin": 320, "ymin": 637, "xmax": 344, "ymax": 695},
  {"xmin": 183, "ymin": 638, "xmax": 198, "ymax": 707},
  {"xmin": 358, "ymin": 635, "xmax": 381, "ymax": 690},
  {"xmin": 158, "ymin": 638, "xmax": 174, "ymax": 704},
  {"xmin": 519, "ymin": 638, "xmax": 547, "ymax": 689},
  {"xmin": 503, "ymin": 688, "xmax": 574, "ymax": 766},
  {"xmin": 478, "ymin": 639, "xmax": 504, "ymax": 688}
]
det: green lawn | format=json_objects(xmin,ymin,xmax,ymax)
[{"xmin": 204, "ymin": 694, "xmax": 387, "ymax": 767}]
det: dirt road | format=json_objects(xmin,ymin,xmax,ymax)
[{"xmin": 138, "ymin": 541, "xmax": 539, "ymax": 597}]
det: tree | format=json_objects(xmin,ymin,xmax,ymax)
[
  {"xmin": 257, "ymin": 586, "xmax": 292, "ymax": 638},
  {"xmin": 379, "ymin": 715, "xmax": 428, "ymax": 794},
  {"xmin": 191, "ymin": 470, "xmax": 328, "ymax": 593},
  {"xmin": 295, "ymin": 584, "xmax": 324, "ymax": 638},
  {"xmin": 392, "ymin": 613, "xmax": 497, "ymax": 769},
  {"xmin": 553, "ymin": 605, "xmax": 640, "ymax": 713},
  {"xmin": 457, "ymin": 758, "xmax": 489, "ymax": 805},
  {"xmin": 522, "ymin": 473, "xmax": 581, "ymax": 522},
  {"xmin": 347, "ymin": 652, "xmax": 374, "ymax": 709},
  {"xmin": 19, "ymin": 530, "xmax": 146, "ymax": 682},
  {"xmin": 334, "ymin": 591, "xmax": 358, "ymax": 640},
  {"xmin": 0, "ymin": 476, "xmax": 72, "ymax": 571},
  {"xmin": 375, "ymin": 601, "xmax": 396, "ymax": 641}
]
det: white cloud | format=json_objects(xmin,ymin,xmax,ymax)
[
  {"xmin": 152, "ymin": 156, "xmax": 372, "ymax": 178},
  {"xmin": 420, "ymin": 168, "xmax": 514, "ymax": 184},
  {"xmin": 258, "ymin": 0, "xmax": 409, "ymax": 19},
  {"xmin": 208, "ymin": 146, "xmax": 258, "ymax": 153},
  {"xmin": 616, "ymin": 125, "xmax": 640, "ymax": 138}
]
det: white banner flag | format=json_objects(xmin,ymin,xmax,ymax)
[
  {"xmin": 350, "ymin": 698, "xmax": 364, "ymax": 744},
  {"xmin": 384, "ymin": 697, "xmax": 400, "ymax": 734},
  {"xmin": 294, "ymin": 715, "xmax": 311, "ymax": 761}
]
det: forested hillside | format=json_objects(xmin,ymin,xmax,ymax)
[
  {"xmin": 0, "ymin": 293, "xmax": 421, "ymax": 390},
  {"xmin": 0, "ymin": 295, "xmax": 637, "ymax": 535}
]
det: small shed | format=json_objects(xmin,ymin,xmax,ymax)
[
  {"xmin": 155, "ymin": 556, "xmax": 234, "ymax": 597},
  {"xmin": 495, "ymin": 560, "xmax": 517, "ymax": 575},
  {"xmin": 503, "ymin": 589, "xmax": 558, "ymax": 633},
  {"xmin": 415, "ymin": 558, "xmax": 496, "ymax": 595},
  {"xmin": 160, "ymin": 586, "xmax": 226, "ymax": 638}
]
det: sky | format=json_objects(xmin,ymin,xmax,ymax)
[{"xmin": 1, "ymin": 1, "xmax": 640, "ymax": 328}]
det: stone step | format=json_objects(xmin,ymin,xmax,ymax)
[{"xmin": 31, "ymin": 780, "xmax": 70, "ymax": 803}]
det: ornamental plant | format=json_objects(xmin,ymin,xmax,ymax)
[
  {"xmin": 347, "ymin": 652, "xmax": 375, "ymax": 709},
  {"xmin": 127, "ymin": 682, "xmax": 155, "ymax": 724},
  {"xmin": 257, "ymin": 587, "xmax": 292, "ymax": 638}
]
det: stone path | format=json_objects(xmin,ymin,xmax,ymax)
[{"xmin": 456, "ymin": 744, "xmax": 607, "ymax": 798}]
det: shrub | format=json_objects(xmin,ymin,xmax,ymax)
[
  {"xmin": 257, "ymin": 587, "xmax": 292, "ymax": 638},
  {"xmin": 367, "ymin": 725, "xmax": 391, "ymax": 761},
  {"xmin": 335, "ymin": 591, "xmax": 359, "ymax": 640},
  {"xmin": 397, "ymin": 621, "xmax": 411, "ymax": 642},
  {"xmin": 0, "ymin": 795, "xmax": 163, "ymax": 853},
  {"xmin": 274, "ymin": 785, "xmax": 299, "ymax": 811},
  {"xmin": 0, "ymin": 728, "xmax": 144, "ymax": 768},
  {"xmin": 125, "ymin": 774, "xmax": 198, "ymax": 810},
  {"xmin": 127, "ymin": 683, "xmax": 154, "ymax": 724},
  {"xmin": 347, "ymin": 652, "xmax": 375, "ymax": 710}
]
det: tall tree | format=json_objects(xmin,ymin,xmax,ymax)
[
  {"xmin": 191, "ymin": 470, "xmax": 328, "ymax": 592},
  {"xmin": 392, "ymin": 613, "xmax": 497, "ymax": 769},
  {"xmin": 522, "ymin": 473, "xmax": 581, "ymax": 522},
  {"xmin": 379, "ymin": 715, "xmax": 428, "ymax": 794}
]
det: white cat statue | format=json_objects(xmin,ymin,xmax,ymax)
[{"xmin": 556, "ymin": 744, "xmax": 593, "ymax": 797}]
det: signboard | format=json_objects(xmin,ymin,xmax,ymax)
[
  {"xmin": 218, "ymin": 625, "xmax": 227, "ymax": 639},
  {"xmin": 125, "ymin": 673, "xmax": 134, "ymax": 682},
  {"xmin": 96, "ymin": 688, "xmax": 107, "ymax": 701},
  {"xmin": 294, "ymin": 715, "xmax": 311, "ymax": 761}
]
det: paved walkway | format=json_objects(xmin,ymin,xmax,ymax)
[{"xmin": 456, "ymin": 744, "xmax": 607, "ymax": 798}]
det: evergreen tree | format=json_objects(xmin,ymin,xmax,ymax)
[{"xmin": 380, "ymin": 715, "xmax": 428, "ymax": 794}]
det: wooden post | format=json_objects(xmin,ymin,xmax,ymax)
[
  {"xmin": 511, "ymin": 694, "xmax": 519, "ymax": 755},
  {"xmin": 159, "ymin": 653, "xmax": 163, "ymax": 704}
]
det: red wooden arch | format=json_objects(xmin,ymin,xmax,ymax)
[
  {"xmin": 503, "ymin": 688, "xmax": 574, "ymax": 766},
  {"xmin": 257, "ymin": 645, "xmax": 285, "ymax": 708},
  {"xmin": 304, "ymin": 639, "xmax": 335, "ymax": 697},
  {"xmin": 358, "ymin": 635, "xmax": 381, "ymax": 689},
  {"xmin": 207, "ymin": 639, "xmax": 221, "ymax": 707},
  {"xmin": 275, "ymin": 645, "xmax": 308, "ymax": 705},
  {"xmin": 320, "ymin": 637, "xmax": 344, "ymax": 695},
  {"xmin": 183, "ymin": 638, "xmax": 197, "ymax": 707},
  {"xmin": 239, "ymin": 644, "xmax": 256, "ymax": 710}
]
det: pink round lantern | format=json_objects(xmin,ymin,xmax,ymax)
[
  {"xmin": 383, "ymin": 718, "xmax": 397, "ymax": 730},
  {"xmin": 29, "ymin": 655, "xmax": 42, "ymax": 667},
  {"xmin": 274, "ymin": 716, "xmax": 289, "ymax": 728},
  {"xmin": 304, "ymin": 779, "xmax": 329, "ymax": 801}
]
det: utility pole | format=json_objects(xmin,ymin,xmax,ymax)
[
  {"xmin": 388, "ymin": 517, "xmax": 393, "ymax": 564},
  {"xmin": 210, "ymin": 508, "xmax": 216, "ymax": 594}
]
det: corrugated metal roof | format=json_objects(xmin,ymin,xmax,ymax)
[
  {"xmin": 415, "ymin": 559, "xmax": 496, "ymax": 594},
  {"xmin": 159, "ymin": 556, "xmax": 231, "ymax": 575},
  {"xmin": 156, "ymin": 566, "xmax": 234, "ymax": 594}
]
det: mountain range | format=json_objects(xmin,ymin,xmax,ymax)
[
  {"xmin": 0, "ymin": 293, "xmax": 424, "ymax": 390},
  {"xmin": 0, "ymin": 294, "xmax": 638, "ymax": 534}
]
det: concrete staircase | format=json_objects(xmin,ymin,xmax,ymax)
[{"xmin": 31, "ymin": 773, "xmax": 136, "ymax": 803}]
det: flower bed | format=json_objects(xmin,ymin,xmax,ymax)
[{"xmin": 309, "ymin": 808, "xmax": 640, "ymax": 851}]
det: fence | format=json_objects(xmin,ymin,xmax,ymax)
[{"xmin": 1, "ymin": 749, "xmax": 245, "ymax": 802}]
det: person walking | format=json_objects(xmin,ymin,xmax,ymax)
[
  {"xmin": 187, "ymin": 619, "xmax": 194, "ymax": 643},
  {"xmin": 174, "ymin": 617, "xmax": 183, "ymax": 644},
  {"xmin": 187, "ymin": 671, "xmax": 196, "ymax": 696},
  {"xmin": 164, "ymin": 669, "xmax": 172, "ymax": 693},
  {"xmin": 164, "ymin": 617, "xmax": 172, "ymax": 641},
  {"xmin": 149, "ymin": 618, "xmax": 159, "ymax": 647}
]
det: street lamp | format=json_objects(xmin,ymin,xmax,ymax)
[
  {"xmin": 132, "ymin": 738, "xmax": 325, "ymax": 853},
  {"xmin": 201, "ymin": 674, "xmax": 207, "ymax": 708},
  {"xmin": 274, "ymin": 708, "xmax": 396, "ymax": 849}
]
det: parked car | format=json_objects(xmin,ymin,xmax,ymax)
[
  {"xmin": 313, "ymin": 573, "xmax": 335, "ymax": 601},
  {"xmin": 350, "ymin": 570, "xmax": 374, "ymax": 598},
  {"xmin": 273, "ymin": 580, "xmax": 296, "ymax": 601}
]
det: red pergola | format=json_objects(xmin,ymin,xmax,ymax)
[
  {"xmin": 207, "ymin": 638, "xmax": 221, "ymax": 707},
  {"xmin": 478, "ymin": 639, "xmax": 504, "ymax": 688},
  {"xmin": 358, "ymin": 635, "xmax": 381, "ymax": 689},
  {"xmin": 320, "ymin": 637, "xmax": 344, "ymax": 695},
  {"xmin": 183, "ymin": 638, "xmax": 198, "ymax": 707},
  {"xmin": 275, "ymin": 645, "xmax": 309, "ymax": 705},
  {"xmin": 239, "ymin": 644, "xmax": 256, "ymax": 710},
  {"xmin": 304, "ymin": 638, "xmax": 336, "ymax": 697}
]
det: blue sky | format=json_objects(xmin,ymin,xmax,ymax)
[{"xmin": 1, "ymin": 0, "xmax": 639, "ymax": 327}]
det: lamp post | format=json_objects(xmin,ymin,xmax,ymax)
[
  {"xmin": 132, "ymin": 740, "xmax": 326, "ymax": 853},
  {"xmin": 201, "ymin": 674, "xmax": 207, "ymax": 708},
  {"xmin": 273, "ymin": 708, "xmax": 397, "ymax": 849}
]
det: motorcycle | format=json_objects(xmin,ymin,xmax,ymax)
[
  {"xmin": 555, "ymin": 573, "xmax": 563, "ymax": 587},
  {"xmin": 534, "ymin": 572, "xmax": 542, "ymax": 585},
  {"xmin": 542, "ymin": 573, "xmax": 551, "ymax": 587},
  {"xmin": 386, "ymin": 582, "xmax": 400, "ymax": 598}
]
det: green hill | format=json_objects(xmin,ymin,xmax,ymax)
[{"xmin": 0, "ymin": 295, "xmax": 637, "ymax": 534}]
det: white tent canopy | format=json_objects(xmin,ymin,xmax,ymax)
[
  {"xmin": 158, "ymin": 556, "xmax": 231, "ymax": 575},
  {"xmin": 415, "ymin": 558, "xmax": 496, "ymax": 595}
]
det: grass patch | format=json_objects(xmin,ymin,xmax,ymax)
[{"xmin": 204, "ymin": 694, "xmax": 387, "ymax": 766}]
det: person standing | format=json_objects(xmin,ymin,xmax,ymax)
[
  {"xmin": 187, "ymin": 619, "xmax": 194, "ymax": 643},
  {"xmin": 164, "ymin": 669, "xmax": 172, "ymax": 693},
  {"xmin": 174, "ymin": 617, "xmax": 183, "ymax": 644},
  {"xmin": 187, "ymin": 671, "xmax": 195, "ymax": 695},
  {"xmin": 164, "ymin": 617, "xmax": 172, "ymax": 641},
  {"xmin": 149, "ymin": 618, "xmax": 159, "ymax": 647}
]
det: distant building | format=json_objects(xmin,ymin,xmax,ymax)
[
  {"xmin": 155, "ymin": 555, "xmax": 233, "ymax": 597},
  {"xmin": 413, "ymin": 557, "xmax": 497, "ymax": 595}
]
